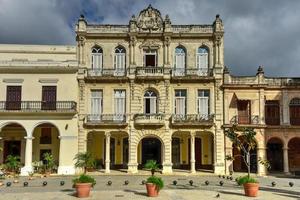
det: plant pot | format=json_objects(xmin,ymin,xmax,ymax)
[
  {"xmin": 146, "ymin": 183, "xmax": 159, "ymax": 197},
  {"xmin": 243, "ymin": 183, "xmax": 259, "ymax": 197},
  {"xmin": 75, "ymin": 183, "xmax": 92, "ymax": 198}
]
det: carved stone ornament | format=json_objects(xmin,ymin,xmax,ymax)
[
  {"xmin": 136, "ymin": 4, "xmax": 163, "ymax": 32},
  {"xmin": 139, "ymin": 40, "xmax": 161, "ymax": 49}
]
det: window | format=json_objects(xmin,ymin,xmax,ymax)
[
  {"xmin": 6, "ymin": 86, "xmax": 21, "ymax": 110},
  {"xmin": 42, "ymin": 86, "xmax": 57, "ymax": 110},
  {"xmin": 175, "ymin": 90, "xmax": 187, "ymax": 115},
  {"xmin": 265, "ymin": 100, "xmax": 280, "ymax": 125},
  {"xmin": 91, "ymin": 46, "xmax": 103, "ymax": 73},
  {"xmin": 91, "ymin": 90, "xmax": 103, "ymax": 120},
  {"xmin": 144, "ymin": 49, "xmax": 157, "ymax": 67},
  {"xmin": 114, "ymin": 90, "xmax": 126, "ymax": 121},
  {"xmin": 114, "ymin": 46, "xmax": 126, "ymax": 76},
  {"xmin": 174, "ymin": 47, "xmax": 186, "ymax": 76},
  {"xmin": 40, "ymin": 128, "xmax": 52, "ymax": 144},
  {"xmin": 198, "ymin": 90, "xmax": 210, "ymax": 117},
  {"xmin": 196, "ymin": 47, "xmax": 209, "ymax": 75},
  {"xmin": 144, "ymin": 90, "xmax": 157, "ymax": 114},
  {"xmin": 237, "ymin": 100, "xmax": 250, "ymax": 124},
  {"xmin": 290, "ymin": 98, "xmax": 300, "ymax": 125}
]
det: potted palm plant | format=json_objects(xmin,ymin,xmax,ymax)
[
  {"xmin": 73, "ymin": 152, "xmax": 96, "ymax": 198},
  {"xmin": 225, "ymin": 127, "xmax": 270, "ymax": 197},
  {"xmin": 42, "ymin": 152, "xmax": 55, "ymax": 176},
  {"xmin": 5, "ymin": 155, "xmax": 21, "ymax": 176},
  {"xmin": 144, "ymin": 160, "xmax": 164, "ymax": 197}
]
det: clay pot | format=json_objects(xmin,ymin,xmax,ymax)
[
  {"xmin": 13, "ymin": 180, "xmax": 19, "ymax": 183},
  {"xmin": 0, "ymin": 182, "xmax": 4, "ymax": 186},
  {"xmin": 243, "ymin": 183, "xmax": 259, "ymax": 197},
  {"xmin": 75, "ymin": 183, "xmax": 92, "ymax": 198},
  {"xmin": 146, "ymin": 183, "xmax": 159, "ymax": 197}
]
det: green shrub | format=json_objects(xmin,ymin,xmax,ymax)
[
  {"xmin": 73, "ymin": 174, "xmax": 96, "ymax": 187},
  {"xmin": 5, "ymin": 155, "xmax": 21, "ymax": 173},
  {"xmin": 144, "ymin": 160, "xmax": 159, "ymax": 176},
  {"xmin": 74, "ymin": 152, "xmax": 96, "ymax": 174},
  {"xmin": 237, "ymin": 175, "xmax": 258, "ymax": 185},
  {"xmin": 147, "ymin": 176, "xmax": 164, "ymax": 190}
]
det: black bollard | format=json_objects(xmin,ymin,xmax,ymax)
[
  {"xmin": 219, "ymin": 181, "xmax": 224, "ymax": 186},
  {"xmin": 173, "ymin": 180, "xmax": 177, "ymax": 185},
  {"xmin": 205, "ymin": 180, "xmax": 209, "ymax": 185}
]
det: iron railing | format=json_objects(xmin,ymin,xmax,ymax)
[
  {"xmin": 230, "ymin": 115, "xmax": 260, "ymax": 125},
  {"xmin": 135, "ymin": 67, "xmax": 169, "ymax": 76},
  {"xmin": 86, "ymin": 114, "xmax": 127, "ymax": 123},
  {"xmin": 265, "ymin": 117, "xmax": 280, "ymax": 125},
  {"xmin": 172, "ymin": 68, "xmax": 212, "ymax": 77},
  {"xmin": 172, "ymin": 114, "xmax": 214, "ymax": 123},
  {"xmin": 134, "ymin": 113, "xmax": 165, "ymax": 121},
  {"xmin": 87, "ymin": 69, "xmax": 126, "ymax": 77},
  {"xmin": 0, "ymin": 101, "xmax": 77, "ymax": 112}
]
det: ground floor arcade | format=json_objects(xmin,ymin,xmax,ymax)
[{"xmin": 0, "ymin": 119, "xmax": 78, "ymax": 175}]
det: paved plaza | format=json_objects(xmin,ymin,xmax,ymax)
[{"xmin": 0, "ymin": 173, "xmax": 300, "ymax": 199}]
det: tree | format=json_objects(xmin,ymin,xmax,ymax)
[
  {"xmin": 225, "ymin": 127, "xmax": 269, "ymax": 178},
  {"xmin": 74, "ymin": 152, "xmax": 95, "ymax": 174}
]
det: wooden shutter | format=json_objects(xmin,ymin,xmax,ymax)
[
  {"xmin": 42, "ymin": 86, "xmax": 57, "ymax": 110},
  {"xmin": 6, "ymin": 86, "xmax": 21, "ymax": 110},
  {"xmin": 237, "ymin": 100, "xmax": 250, "ymax": 124}
]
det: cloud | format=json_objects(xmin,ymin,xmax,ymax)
[{"xmin": 0, "ymin": 0, "xmax": 299, "ymax": 76}]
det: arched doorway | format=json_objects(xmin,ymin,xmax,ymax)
[
  {"xmin": 233, "ymin": 136, "xmax": 257, "ymax": 173},
  {"xmin": 0, "ymin": 123, "xmax": 26, "ymax": 164},
  {"xmin": 288, "ymin": 137, "xmax": 300, "ymax": 172},
  {"xmin": 140, "ymin": 137, "xmax": 162, "ymax": 166},
  {"xmin": 267, "ymin": 138, "xmax": 283, "ymax": 172},
  {"xmin": 32, "ymin": 123, "xmax": 60, "ymax": 172}
]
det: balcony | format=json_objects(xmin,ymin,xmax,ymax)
[
  {"xmin": 171, "ymin": 68, "xmax": 213, "ymax": 81},
  {"xmin": 230, "ymin": 115, "xmax": 261, "ymax": 126},
  {"xmin": 85, "ymin": 69, "xmax": 127, "ymax": 81},
  {"xmin": 134, "ymin": 67, "xmax": 170, "ymax": 79},
  {"xmin": 171, "ymin": 114, "xmax": 214, "ymax": 127},
  {"xmin": 0, "ymin": 101, "xmax": 77, "ymax": 115},
  {"xmin": 85, "ymin": 114, "xmax": 127, "ymax": 127},
  {"xmin": 134, "ymin": 113, "xmax": 165, "ymax": 126}
]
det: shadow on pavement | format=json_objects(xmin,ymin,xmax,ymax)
[
  {"xmin": 260, "ymin": 186, "xmax": 300, "ymax": 196},
  {"xmin": 123, "ymin": 189, "xmax": 148, "ymax": 197}
]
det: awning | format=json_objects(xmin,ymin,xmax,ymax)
[{"xmin": 233, "ymin": 92, "xmax": 258, "ymax": 101}]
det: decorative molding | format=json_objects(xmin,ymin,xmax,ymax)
[
  {"xmin": 58, "ymin": 135, "xmax": 78, "ymax": 140},
  {"xmin": 136, "ymin": 5, "xmax": 163, "ymax": 32},
  {"xmin": 39, "ymin": 78, "xmax": 59, "ymax": 83},
  {"xmin": 3, "ymin": 78, "xmax": 24, "ymax": 83},
  {"xmin": 139, "ymin": 40, "xmax": 161, "ymax": 49}
]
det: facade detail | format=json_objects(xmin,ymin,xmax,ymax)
[{"xmin": 0, "ymin": 5, "xmax": 299, "ymax": 176}]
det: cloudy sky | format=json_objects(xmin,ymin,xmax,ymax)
[{"xmin": 0, "ymin": 0, "xmax": 299, "ymax": 76}]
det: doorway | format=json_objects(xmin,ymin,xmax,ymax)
[
  {"xmin": 267, "ymin": 138, "xmax": 283, "ymax": 172},
  {"xmin": 141, "ymin": 138, "xmax": 162, "ymax": 165},
  {"xmin": 3, "ymin": 141, "xmax": 21, "ymax": 162}
]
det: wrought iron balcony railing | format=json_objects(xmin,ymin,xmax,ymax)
[
  {"xmin": 135, "ymin": 67, "xmax": 169, "ymax": 76},
  {"xmin": 265, "ymin": 117, "xmax": 280, "ymax": 125},
  {"xmin": 290, "ymin": 118, "xmax": 300, "ymax": 126},
  {"xmin": 87, "ymin": 69, "xmax": 126, "ymax": 77},
  {"xmin": 86, "ymin": 114, "xmax": 127, "ymax": 124},
  {"xmin": 134, "ymin": 113, "xmax": 165, "ymax": 125},
  {"xmin": 171, "ymin": 114, "xmax": 214, "ymax": 124},
  {"xmin": 172, "ymin": 68, "xmax": 212, "ymax": 77},
  {"xmin": 0, "ymin": 101, "xmax": 77, "ymax": 112},
  {"xmin": 230, "ymin": 115, "xmax": 260, "ymax": 125}
]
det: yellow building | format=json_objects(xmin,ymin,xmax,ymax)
[
  {"xmin": 76, "ymin": 5, "xmax": 225, "ymax": 174},
  {"xmin": 224, "ymin": 66, "xmax": 300, "ymax": 175},
  {"xmin": 0, "ymin": 44, "xmax": 78, "ymax": 175}
]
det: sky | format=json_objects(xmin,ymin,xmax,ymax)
[{"xmin": 0, "ymin": 0, "xmax": 299, "ymax": 77}]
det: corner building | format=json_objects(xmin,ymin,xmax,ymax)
[{"xmin": 76, "ymin": 5, "xmax": 225, "ymax": 174}]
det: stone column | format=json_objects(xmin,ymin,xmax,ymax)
[
  {"xmin": 105, "ymin": 132, "xmax": 111, "ymax": 173},
  {"xmin": 257, "ymin": 147, "xmax": 267, "ymax": 176},
  {"xmin": 190, "ymin": 132, "xmax": 196, "ymax": 173},
  {"xmin": 225, "ymin": 138, "xmax": 233, "ymax": 175},
  {"xmin": 282, "ymin": 89, "xmax": 290, "ymax": 125},
  {"xmin": 283, "ymin": 147, "xmax": 290, "ymax": 174},
  {"xmin": 259, "ymin": 89, "xmax": 265, "ymax": 124},
  {"xmin": 20, "ymin": 136, "xmax": 34, "ymax": 176},
  {"xmin": 162, "ymin": 137, "xmax": 173, "ymax": 174},
  {"xmin": 127, "ymin": 133, "xmax": 138, "ymax": 174}
]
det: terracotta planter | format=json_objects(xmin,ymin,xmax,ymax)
[
  {"xmin": 75, "ymin": 183, "xmax": 92, "ymax": 198},
  {"xmin": 243, "ymin": 183, "xmax": 259, "ymax": 197},
  {"xmin": 146, "ymin": 183, "xmax": 159, "ymax": 197}
]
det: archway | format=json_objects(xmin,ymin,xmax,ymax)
[
  {"xmin": 32, "ymin": 123, "xmax": 60, "ymax": 172},
  {"xmin": 232, "ymin": 136, "xmax": 257, "ymax": 173},
  {"xmin": 267, "ymin": 138, "xmax": 283, "ymax": 172},
  {"xmin": 0, "ymin": 123, "xmax": 26, "ymax": 164},
  {"xmin": 138, "ymin": 137, "xmax": 162, "ymax": 168},
  {"xmin": 288, "ymin": 137, "xmax": 300, "ymax": 172}
]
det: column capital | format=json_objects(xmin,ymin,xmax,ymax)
[
  {"xmin": 105, "ymin": 132, "xmax": 111, "ymax": 137},
  {"xmin": 282, "ymin": 147, "xmax": 289, "ymax": 150},
  {"xmin": 190, "ymin": 131, "xmax": 196, "ymax": 137},
  {"xmin": 24, "ymin": 136, "xmax": 34, "ymax": 140}
]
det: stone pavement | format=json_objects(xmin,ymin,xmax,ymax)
[{"xmin": 1, "ymin": 174, "xmax": 300, "ymax": 199}]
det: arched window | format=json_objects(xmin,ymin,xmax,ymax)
[
  {"xmin": 174, "ymin": 46, "xmax": 186, "ymax": 76},
  {"xmin": 91, "ymin": 46, "xmax": 103, "ymax": 71},
  {"xmin": 196, "ymin": 47, "xmax": 209, "ymax": 75},
  {"xmin": 144, "ymin": 90, "xmax": 157, "ymax": 114},
  {"xmin": 114, "ymin": 46, "xmax": 126, "ymax": 76},
  {"xmin": 289, "ymin": 98, "xmax": 300, "ymax": 125}
]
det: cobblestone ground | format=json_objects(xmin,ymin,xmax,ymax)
[{"xmin": 1, "ymin": 174, "xmax": 300, "ymax": 199}]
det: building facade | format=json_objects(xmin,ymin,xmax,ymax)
[
  {"xmin": 76, "ymin": 5, "xmax": 225, "ymax": 174},
  {"xmin": 0, "ymin": 5, "xmax": 299, "ymax": 176}
]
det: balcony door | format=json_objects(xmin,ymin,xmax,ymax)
[
  {"xmin": 175, "ymin": 90, "xmax": 186, "ymax": 116},
  {"xmin": 198, "ymin": 90, "xmax": 210, "ymax": 119},
  {"xmin": 6, "ymin": 86, "xmax": 21, "ymax": 110},
  {"xmin": 91, "ymin": 90, "xmax": 102, "ymax": 121},
  {"xmin": 144, "ymin": 49, "xmax": 157, "ymax": 67},
  {"xmin": 42, "ymin": 86, "xmax": 56, "ymax": 110},
  {"xmin": 114, "ymin": 90, "xmax": 125, "ymax": 121},
  {"xmin": 144, "ymin": 90, "xmax": 157, "ymax": 114},
  {"xmin": 237, "ymin": 100, "xmax": 250, "ymax": 124},
  {"xmin": 265, "ymin": 100, "xmax": 280, "ymax": 125},
  {"xmin": 174, "ymin": 47, "xmax": 186, "ymax": 76}
]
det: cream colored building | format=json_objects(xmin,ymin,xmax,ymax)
[
  {"xmin": 0, "ymin": 44, "xmax": 78, "ymax": 175},
  {"xmin": 76, "ymin": 5, "xmax": 225, "ymax": 174},
  {"xmin": 223, "ymin": 66, "xmax": 300, "ymax": 175}
]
